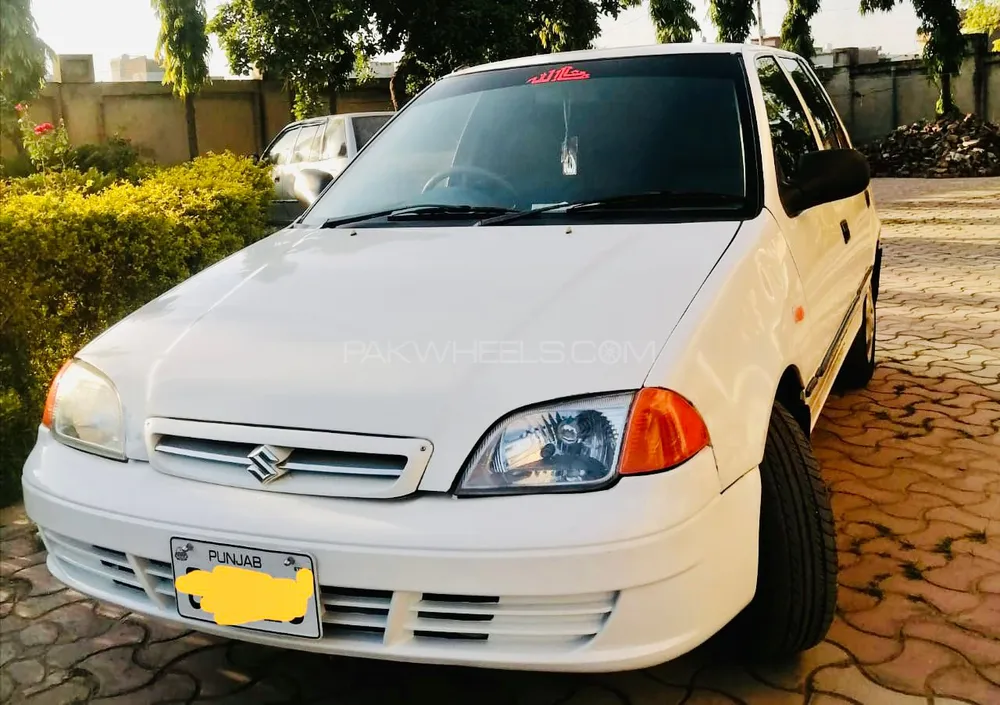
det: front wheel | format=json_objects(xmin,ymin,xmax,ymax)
[{"xmin": 721, "ymin": 402, "xmax": 837, "ymax": 658}]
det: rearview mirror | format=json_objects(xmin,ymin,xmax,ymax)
[{"xmin": 784, "ymin": 149, "xmax": 870, "ymax": 214}]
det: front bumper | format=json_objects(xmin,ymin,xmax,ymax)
[{"xmin": 23, "ymin": 431, "xmax": 761, "ymax": 672}]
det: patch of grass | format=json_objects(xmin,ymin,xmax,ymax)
[
  {"xmin": 964, "ymin": 530, "xmax": 988, "ymax": 544},
  {"xmin": 863, "ymin": 584, "xmax": 885, "ymax": 599},
  {"xmin": 934, "ymin": 537, "xmax": 955, "ymax": 558},
  {"xmin": 900, "ymin": 540, "xmax": 916, "ymax": 550},
  {"xmin": 860, "ymin": 521, "xmax": 895, "ymax": 538},
  {"xmin": 906, "ymin": 594, "xmax": 928, "ymax": 604},
  {"xmin": 901, "ymin": 561, "xmax": 924, "ymax": 580}
]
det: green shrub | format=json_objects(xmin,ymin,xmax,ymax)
[
  {"xmin": 70, "ymin": 136, "xmax": 142, "ymax": 177},
  {"xmin": 0, "ymin": 167, "xmax": 121, "ymax": 198},
  {"xmin": 0, "ymin": 152, "xmax": 274, "ymax": 506}
]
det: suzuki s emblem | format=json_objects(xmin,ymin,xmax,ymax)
[{"xmin": 246, "ymin": 445, "xmax": 293, "ymax": 484}]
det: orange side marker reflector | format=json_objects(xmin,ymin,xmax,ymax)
[
  {"xmin": 619, "ymin": 388, "xmax": 710, "ymax": 475},
  {"xmin": 794, "ymin": 306, "xmax": 806, "ymax": 323},
  {"xmin": 41, "ymin": 358, "xmax": 75, "ymax": 428}
]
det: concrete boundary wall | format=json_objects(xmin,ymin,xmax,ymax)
[
  {"xmin": 818, "ymin": 36, "xmax": 999, "ymax": 145},
  {"xmin": 1, "ymin": 71, "xmax": 393, "ymax": 165}
]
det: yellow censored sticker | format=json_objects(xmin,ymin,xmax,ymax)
[{"xmin": 174, "ymin": 565, "xmax": 314, "ymax": 626}]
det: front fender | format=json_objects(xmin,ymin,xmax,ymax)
[{"xmin": 644, "ymin": 209, "xmax": 811, "ymax": 489}]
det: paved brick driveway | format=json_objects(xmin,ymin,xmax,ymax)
[{"xmin": 2, "ymin": 177, "xmax": 998, "ymax": 704}]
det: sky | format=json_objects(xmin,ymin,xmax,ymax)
[{"xmin": 32, "ymin": 0, "xmax": 923, "ymax": 82}]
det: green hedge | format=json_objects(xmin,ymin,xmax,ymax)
[{"xmin": 0, "ymin": 153, "xmax": 274, "ymax": 505}]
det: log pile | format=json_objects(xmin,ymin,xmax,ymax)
[{"xmin": 859, "ymin": 114, "xmax": 1000, "ymax": 178}]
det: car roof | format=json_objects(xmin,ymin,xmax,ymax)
[
  {"xmin": 449, "ymin": 42, "xmax": 803, "ymax": 77},
  {"xmin": 283, "ymin": 111, "xmax": 394, "ymax": 129}
]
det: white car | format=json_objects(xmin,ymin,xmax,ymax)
[
  {"xmin": 259, "ymin": 111, "xmax": 394, "ymax": 223},
  {"xmin": 23, "ymin": 43, "xmax": 881, "ymax": 673}
]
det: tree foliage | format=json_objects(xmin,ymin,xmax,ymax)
[
  {"xmin": 648, "ymin": 0, "xmax": 701, "ymax": 42},
  {"xmin": 210, "ymin": 0, "xmax": 637, "ymax": 114},
  {"xmin": 152, "ymin": 0, "xmax": 211, "ymax": 98},
  {"xmin": 861, "ymin": 0, "xmax": 965, "ymax": 113},
  {"xmin": 961, "ymin": 0, "xmax": 1000, "ymax": 50},
  {"xmin": 709, "ymin": 0, "xmax": 757, "ymax": 42},
  {"xmin": 0, "ymin": 0, "xmax": 49, "ymax": 157},
  {"xmin": 781, "ymin": 0, "xmax": 822, "ymax": 59},
  {"xmin": 209, "ymin": 0, "xmax": 366, "ymax": 118}
]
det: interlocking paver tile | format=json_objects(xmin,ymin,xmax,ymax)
[{"xmin": 1, "ymin": 177, "xmax": 998, "ymax": 703}]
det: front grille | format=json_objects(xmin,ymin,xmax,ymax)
[
  {"xmin": 43, "ymin": 533, "xmax": 617, "ymax": 653},
  {"xmin": 146, "ymin": 418, "xmax": 432, "ymax": 499},
  {"xmin": 409, "ymin": 592, "xmax": 615, "ymax": 646},
  {"xmin": 40, "ymin": 530, "xmax": 176, "ymax": 607},
  {"xmin": 321, "ymin": 587, "xmax": 393, "ymax": 641}
]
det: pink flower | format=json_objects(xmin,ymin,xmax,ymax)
[
  {"xmin": 33, "ymin": 122, "xmax": 55, "ymax": 135},
  {"xmin": 14, "ymin": 103, "xmax": 25, "ymax": 113}
]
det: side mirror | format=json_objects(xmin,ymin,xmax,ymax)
[
  {"xmin": 292, "ymin": 172, "xmax": 330, "ymax": 206},
  {"xmin": 784, "ymin": 149, "xmax": 870, "ymax": 214}
]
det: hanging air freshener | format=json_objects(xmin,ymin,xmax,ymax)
[{"xmin": 561, "ymin": 136, "xmax": 579, "ymax": 176}]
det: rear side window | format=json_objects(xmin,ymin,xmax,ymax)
[
  {"xmin": 778, "ymin": 57, "xmax": 849, "ymax": 149},
  {"xmin": 756, "ymin": 56, "xmax": 819, "ymax": 185},
  {"xmin": 352, "ymin": 115, "xmax": 391, "ymax": 149}
]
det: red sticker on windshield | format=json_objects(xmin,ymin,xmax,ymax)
[{"xmin": 526, "ymin": 66, "xmax": 591, "ymax": 84}]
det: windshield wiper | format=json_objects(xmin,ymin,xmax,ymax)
[
  {"xmin": 477, "ymin": 191, "xmax": 745, "ymax": 226},
  {"xmin": 386, "ymin": 204, "xmax": 517, "ymax": 220},
  {"xmin": 321, "ymin": 204, "xmax": 517, "ymax": 229}
]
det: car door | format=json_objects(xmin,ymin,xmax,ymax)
[
  {"xmin": 284, "ymin": 122, "xmax": 325, "ymax": 220},
  {"xmin": 778, "ymin": 57, "xmax": 878, "ymax": 306},
  {"xmin": 317, "ymin": 116, "xmax": 350, "ymax": 178},
  {"xmin": 260, "ymin": 126, "xmax": 301, "ymax": 223},
  {"xmin": 755, "ymin": 55, "xmax": 851, "ymax": 402}
]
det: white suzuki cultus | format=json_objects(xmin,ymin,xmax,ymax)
[{"xmin": 24, "ymin": 43, "xmax": 881, "ymax": 672}]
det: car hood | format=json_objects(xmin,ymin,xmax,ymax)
[{"xmin": 80, "ymin": 221, "xmax": 740, "ymax": 486}]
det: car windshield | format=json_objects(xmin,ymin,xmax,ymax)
[{"xmin": 302, "ymin": 53, "xmax": 755, "ymax": 226}]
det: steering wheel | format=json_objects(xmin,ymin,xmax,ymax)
[{"xmin": 421, "ymin": 166, "xmax": 518, "ymax": 204}]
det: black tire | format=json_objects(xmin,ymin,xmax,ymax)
[
  {"xmin": 836, "ymin": 276, "xmax": 876, "ymax": 390},
  {"xmin": 722, "ymin": 402, "xmax": 837, "ymax": 659}
]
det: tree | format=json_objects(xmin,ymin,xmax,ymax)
[
  {"xmin": 209, "ymin": 0, "xmax": 635, "ymax": 114},
  {"xmin": 366, "ymin": 0, "xmax": 643, "ymax": 107},
  {"xmin": 781, "ymin": 0, "xmax": 822, "ymax": 59},
  {"xmin": 152, "ymin": 0, "xmax": 212, "ymax": 157},
  {"xmin": 861, "ymin": 0, "xmax": 965, "ymax": 115},
  {"xmin": 209, "ymin": 0, "xmax": 366, "ymax": 119},
  {"xmin": 648, "ymin": 0, "xmax": 701, "ymax": 42},
  {"xmin": 0, "ymin": 0, "xmax": 49, "ymax": 161},
  {"xmin": 708, "ymin": 0, "xmax": 757, "ymax": 42},
  {"xmin": 647, "ymin": 0, "xmax": 756, "ymax": 45},
  {"xmin": 961, "ymin": 0, "xmax": 1000, "ymax": 50}
]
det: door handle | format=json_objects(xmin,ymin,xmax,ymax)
[{"xmin": 840, "ymin": 220, "xmax": 851, "ymax": 244}]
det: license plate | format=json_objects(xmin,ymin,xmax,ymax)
[{"xmin": 169, "ymin": 537, "xmax": 322, "ymax": 639}]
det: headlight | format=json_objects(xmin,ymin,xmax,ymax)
[
  {"xmin": 457, "ymin": 393, "xmax": 633, "ymax": 495},
  {"xmin": 42, "ymin": 359, "xmax": 126, "ymax": 460},
  {"xmin": 456, "ymin": 389, "xmax": 710, "ymax": 496}
]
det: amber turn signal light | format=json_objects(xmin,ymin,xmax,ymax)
[
  {"xmin": 619, "ymin": 388, "xmax": 710, "ymax": 475},
  {"xmin": 41, "ymin": 359, "xmax": 75, "ymax": 428}
]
